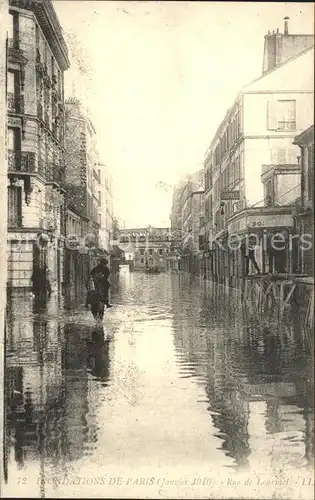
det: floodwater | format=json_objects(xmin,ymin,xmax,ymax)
[{"xmin": 3, "ymin": 272, "xmax": 314, "ymax": 499}]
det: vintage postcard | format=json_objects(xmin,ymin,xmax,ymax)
[{"xmin": 0, "ymin": 1, "xmax": 314, "ymax": 499}]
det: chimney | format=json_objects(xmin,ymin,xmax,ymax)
[{"xmin": 284, "ymin": 16, "xmax": 289, "ymax": 35}]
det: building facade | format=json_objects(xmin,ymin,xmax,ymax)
[
  {"xmin": 63, "ymin": 98, "xmax": 109, "ymax": 297},
  {"xmin": 7, "ymin": 0, "xmax": 70, "ymax": 290},
  {"xmin": 202, "ymin": 20, "xmax": 314, "ymax": 283},
  {"xmin": 64, "ymin": 97, "xmax": 100, "ymax": 245},
  {"xmin": 293, "ymin": 125, "xmax": 314, "ymax": 276},
  {"xmin": 169, "ymin": 179, "xmax": 186, "ymax": 270},
  {"xmin": 97, "ymin": 162, "xmax": 114, "ymax": 253},
  {"xmin": 180, "ymin": 170, "xmax": 204, "ymax": 275},
  {"xmin": 119, "ymin": 227, "xmax": 172, "ymax": 271}
]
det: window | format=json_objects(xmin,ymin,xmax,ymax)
[
  {"xmin": 8, "ymin": 185, "xmax": 22, "ymax": 227},
  {"xmin": 149, "ymin": 258, "xmax": 153, "ymax": 265},
  {"xmin": 7, "ymin": 71, "xmax": 16, "ymax": 94},
  {"xmin": 140, "ymin": 258, "xmax": 144, "ymax": 264},
  {"xmin": 8, "ymin": 127, "xmax": 20, "ymax": 151},
  {"xmin": 9, "ymin": 11, "xmax": 19, "ymax": 45},
  {"xmin": 140, "ymin": 249, "xmax": 144, "ymax": 255},
  {"xmin": 8, "ymin": 12, "xmax": 14, "ymax": 39},
  {"xmin": 232, "ymin": 201, "xmax": 239, "ymax": 214},
  {"xmin": 277, "ymin": 100, "xmax": 296, "ymax": 130},
  {"xmin": 235, "ymin": 157, "xmax": 240, "ymax": 182},
  {"xmin": 159, "ymin": 249, "xmax": 163, "ymax": 255},
  {"xmin": 265, "ymin": 179, "xmax": 274, "ymax": 206},
  {"xmin": 149, "ymin": 249, "xmax": 153, "ymax": 255}
]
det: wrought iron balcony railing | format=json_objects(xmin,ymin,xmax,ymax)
[
  {"xmin": 8, "ymin": 150, "xmax": 36, "ymax": 173},
  {"xmin": 7, "ymin": 93, "xmax": 25, "ymax": 114},
  {"xmin": 46, "ymin": 163, "xmax": 65, "ymax": 185},
  {"xmin": 8, "ymin": 214, "xmax": 23, "ymax": 228},
  {"xmin": 8, "ymin": 38, "xmax": 20, "ymax": 50}
]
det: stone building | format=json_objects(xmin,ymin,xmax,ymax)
[
  {"xmin": 97, "ymin": 162, "xmax": 114, "ymax": 253},
  {"xmin": 180, "ymin": 170, "xmax": 204, "ymax": 275},
  {"xmin": 293, "ymin": 125, "xmax": 314, "ymax": 276},
  {"xmin": 202, "ymin": 19, "xmax": 314, "ymax": 283},
  {"xmin": 169, "ymin": 179, "xmax": 186, "ymax": 270},
  {"xmin": 64, "ymin": 97, "xmax": 100, "ymax": 245},
  {"xmin": 6, "ymin": 0, "xmax": 70, "ymax": 290},
  {"xmin": 63, "ymin": 98, "xmax": 104, "ymax": 297},
  {"xmin": 119, "ymin": 227, "xmax": 171, "ymax": 271}
]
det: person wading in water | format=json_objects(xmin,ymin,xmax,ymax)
[{"xmin": 86, "ymin": 258, "xmax": 113, "ymax": 319}]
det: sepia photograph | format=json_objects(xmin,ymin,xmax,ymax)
[{"xmin": 0, "ymin": 0, "xmax": 314, "ymax": 498}]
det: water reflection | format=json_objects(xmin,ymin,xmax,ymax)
[
  {"xmin": 4, "ymin": 274, "xmax": 314, "ymax": 497},
  {"xmin": 171, "ymin": 276, "xmax": 314, "ymax": 471},
  {"xmin": 4, "ymin": 294, "xmax": 112, "ymax": 486}
]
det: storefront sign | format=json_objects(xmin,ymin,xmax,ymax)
[
  {"xmin": 247, "ymin": 213, "xmax": 293, "ymax": 229},
  {"xmin": 221, "ymin": 190, "xmax": 240, "ymax": 200}
]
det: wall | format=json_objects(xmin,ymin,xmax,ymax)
[
  {"xmin": 302, "ymin": 142, "xmax": 314, "ymax": 210},
  {"xmin": 275, "ymin": 172, "xmax": 301, "ymax": 205},
  {"xmin": 243, "ymin": 89, "xmax": 313, "ymax": 207},
  {"xmin": 7, "ymin": 4, "xmax": 67, "ymax": 289},
  {"xmin": 191, "ymin": 192, "xmax": 203, "ymax": 253},
  {"xmin": 262, "ymin": 32, "xmax": 314, "ymax": 74},
  {"xmin": 19, "ymin": 11, "xmax": 36, "ymax": 116},
  {"xmin": 134, "ymin": 242, "xmax": 170, "ymax": 270},
  {"xmin": 243, "ymin": 92, "xmax": 314, "ymax": 137}
]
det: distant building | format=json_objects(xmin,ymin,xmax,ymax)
[
  {"xmin": 203, "ymin": 19, "xmax": 314, "ymax": 282},
  {"xmin": 169, "ymin": 179, "xmax": 187, "ymax": 269},
  {"xmin": 97, "ymin": 163, "xmax": 114, "ymax": 253},
  {"xmin": 119, "ymin": 227, "xmax": 171, "ymax": 271},
  {"xmin": 6, "ymin": 0, "xmax": 70, "ymax": 290},
  {"xmin": 64, "ymin": 97, "xmax": 100, "ymax": 246},
  {"xmin": 180, "ymin": 170, "xmax": 204, "ymax": 275},
  {"xmin": 293, "ymin": 125, "xmax": 314, "ymax": 276}
]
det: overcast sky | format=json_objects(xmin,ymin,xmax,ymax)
[{"xmin": 53, "ymin": 1, "xmax": 313, "ymax": 228}]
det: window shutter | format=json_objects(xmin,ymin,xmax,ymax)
[{"xmin": 267, "ymin": 100, "xmax": 277, "ymax": 130}]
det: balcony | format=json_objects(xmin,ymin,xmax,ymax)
[
  {"xmin": 8, "ymin": 214, "xmax": 23, "ymax": 229},
  {"xmin": 8, "ymin": 38, "xmax": 21, "ymax": 51},
  {"xmin": 7, "ymin": 93, "xmax": 25, "ymax": 114},
  {"xmin": 8, "ymin": 150, "xmax": 35, "ymax": 173},
  {"xmin": 53, "ymin": 167, "xmax": 65, "ymax": 184},
  {"xmin": 46, "ymin": 162, "xmax": 65, "ymax": 185}
]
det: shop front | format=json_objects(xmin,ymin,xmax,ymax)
[{"xmin": 227, "ymin": 207, "xmax": 296, "ymax": 279}]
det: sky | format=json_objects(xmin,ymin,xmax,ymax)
[{"xmin": 53, "ymin": 1, "xmax": 314, "ymax": 228}]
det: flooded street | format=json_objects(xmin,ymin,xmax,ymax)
[{"xmin": 3, "ymin": 271, "xmax": 314, "ymax": 499}]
